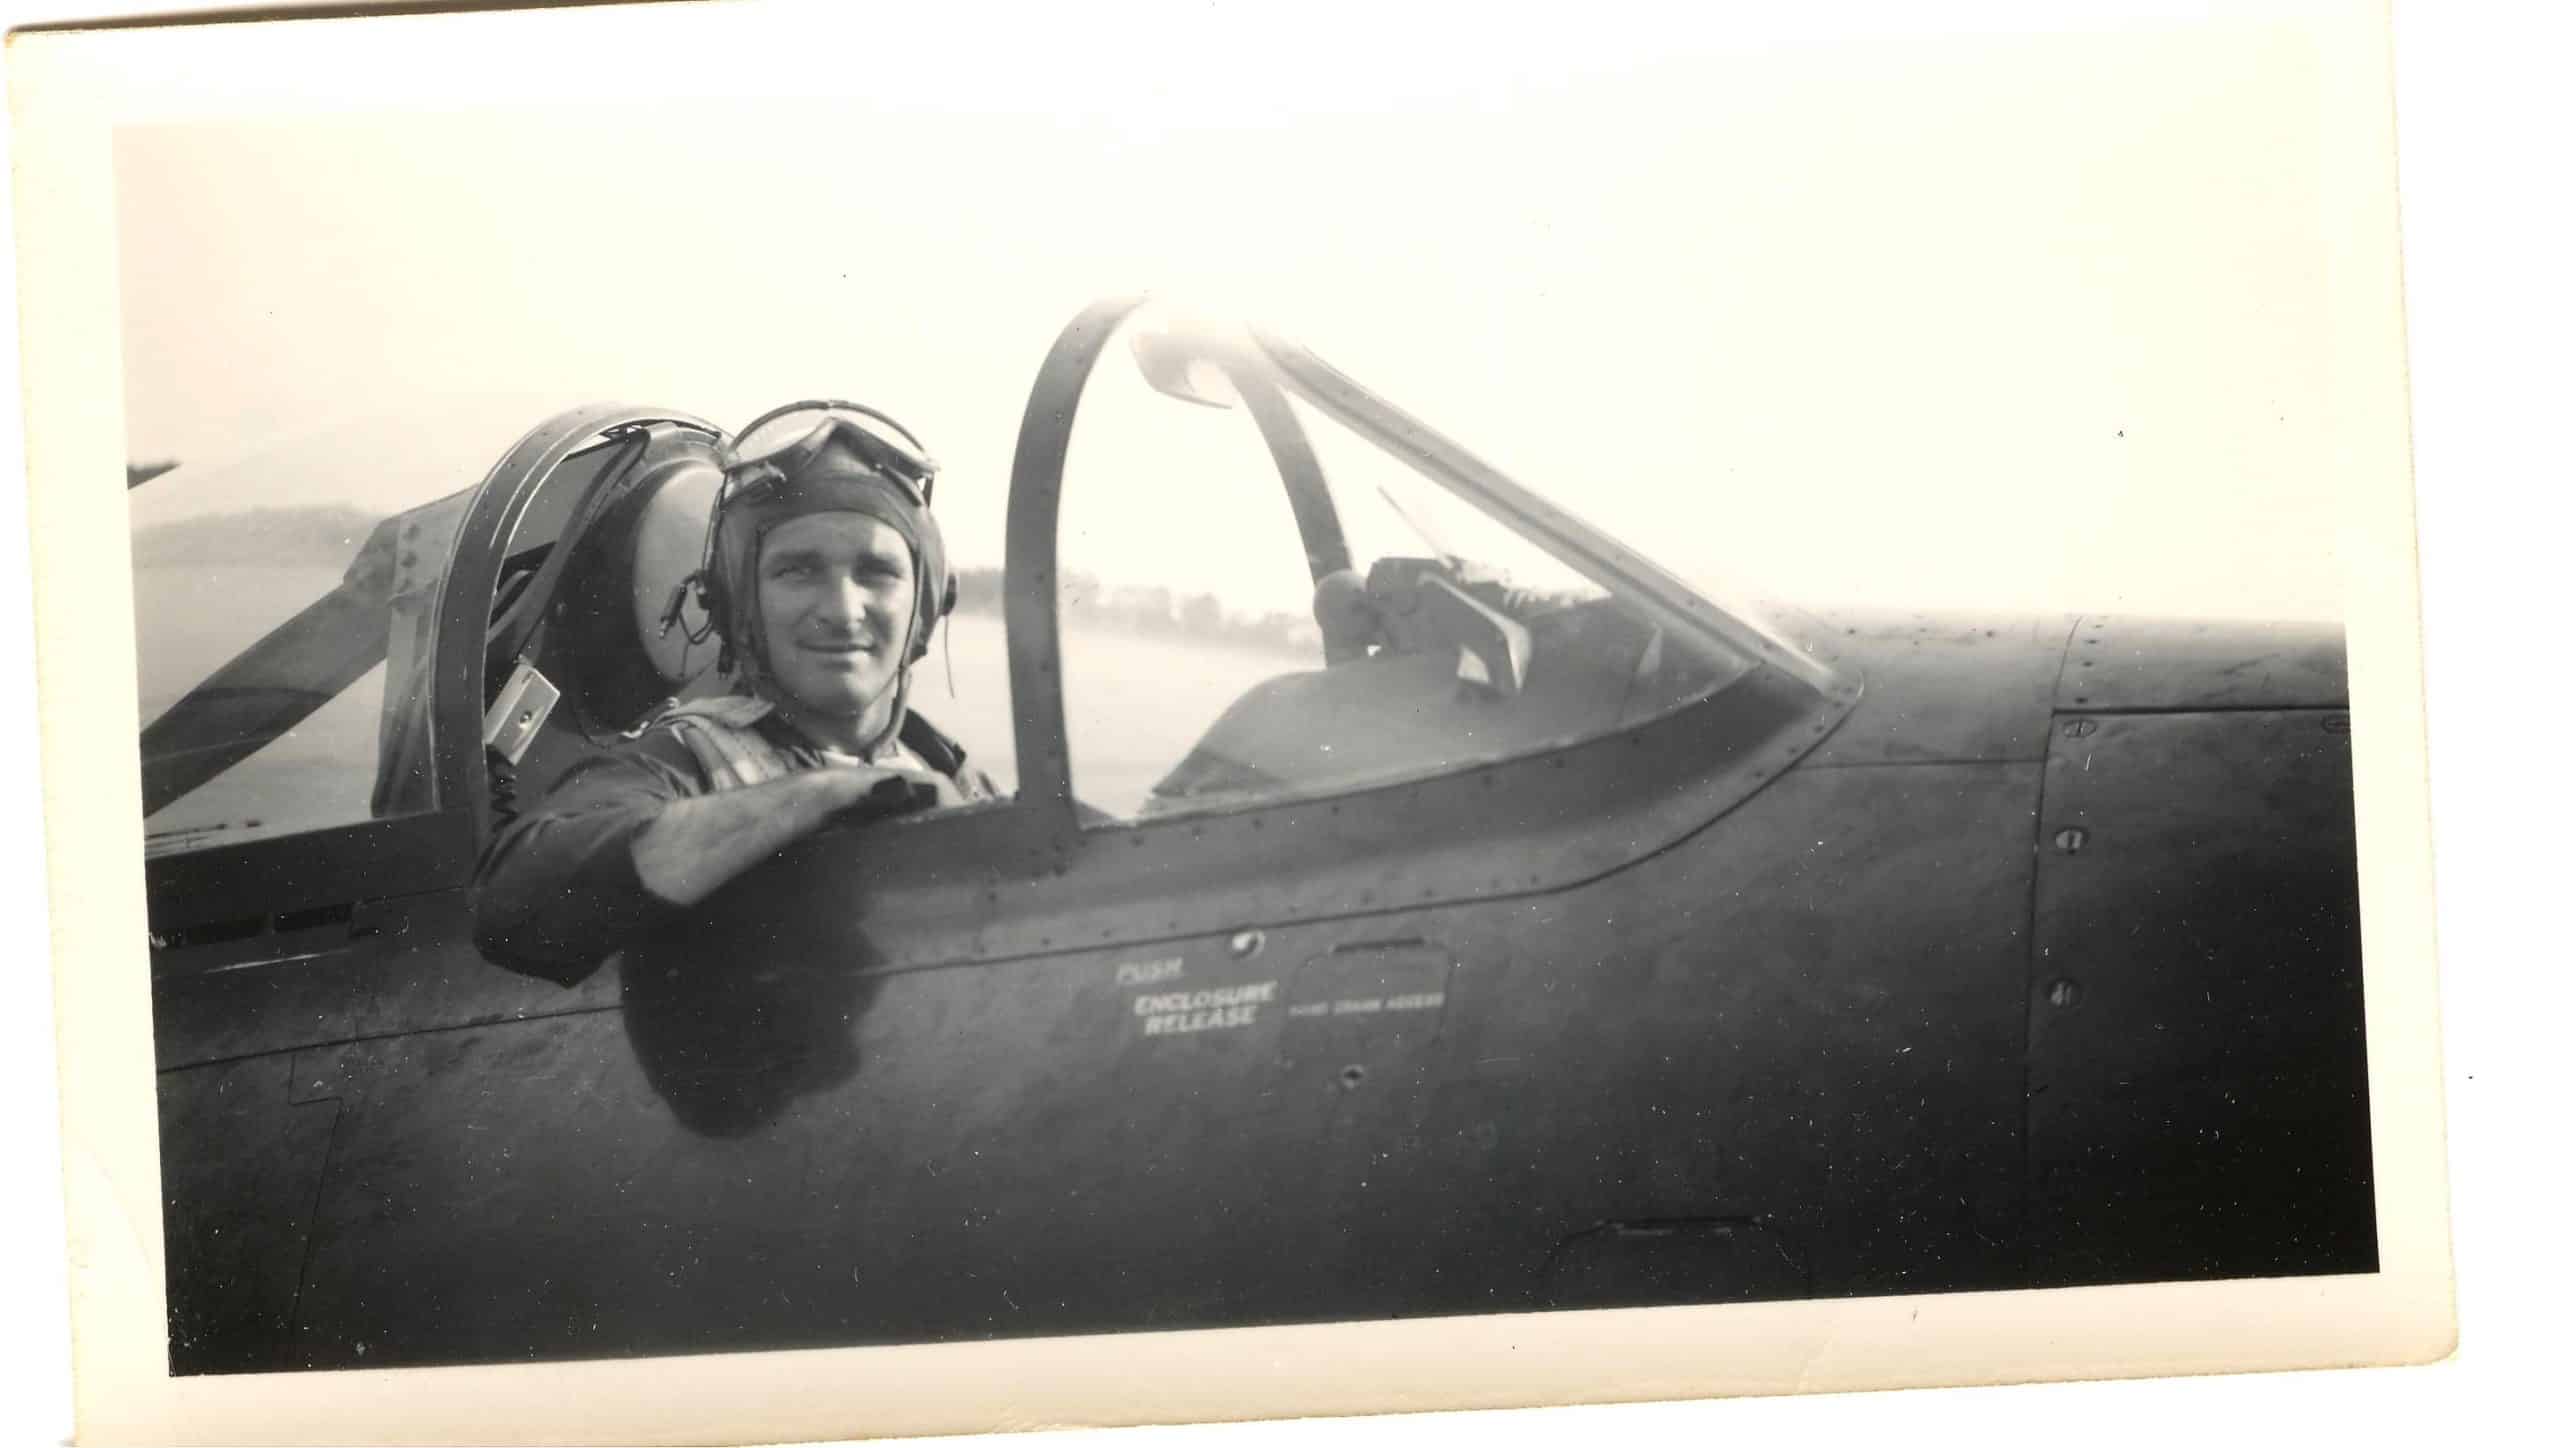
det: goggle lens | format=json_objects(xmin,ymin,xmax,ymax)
[{"xmin": 729, "ymin": 406, "xmax": 837, "ymax": 468}]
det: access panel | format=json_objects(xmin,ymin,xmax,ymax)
[{"xmin": 2027, "ymin": 708, "xmax": 2372, "ymax": 1284}]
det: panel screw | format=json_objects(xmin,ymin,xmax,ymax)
[
  {"xmin": 1230, "ymin": 929, "xmax": 1264, "ymax": 959},
  {"xmin": 2053, "ymin": 827, "xmax": 2089, "ymax": 854},
  {"xmin": 2047, "ymin": 979, "xmax": 2082, "ymax": 1009},
  {"xmin": 2062, "ymin": 719, "xmax": 2099, "ymax": 739}
]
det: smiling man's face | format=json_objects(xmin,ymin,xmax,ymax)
[{"xmin": 754, "ymin": 510, "xmax": 917, "ymax": 733}]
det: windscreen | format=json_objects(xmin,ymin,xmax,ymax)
[{"xmin": 1053, "ymin": 321, "xmax": 1766, "ymax": 821}]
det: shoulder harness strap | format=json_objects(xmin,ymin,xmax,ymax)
[{"xmin": 653, "ymin": 695, "xmax": 794, "ymax": 792}]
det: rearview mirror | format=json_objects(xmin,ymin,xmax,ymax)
[{"xmin": 1128, "ymin": 318, "xmax": 1240, "ymax": 409}]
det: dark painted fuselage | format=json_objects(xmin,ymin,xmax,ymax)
[{"xmin": 150, "ymin": 607, "xmax": 2370, "ymax": 1373}]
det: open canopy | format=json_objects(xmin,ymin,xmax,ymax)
[{"xmin": 132, "ymin": 301, "xmax": 1847, "ymax": 855}]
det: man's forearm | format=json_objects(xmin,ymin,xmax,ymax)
[{"xmin": 629, "ymin": 769, "xmax": 864, "ymax": 907}]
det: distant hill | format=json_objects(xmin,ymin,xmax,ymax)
[{"xmin": 132, "ymin": 504, "xmax": 384, "ymax": 567}]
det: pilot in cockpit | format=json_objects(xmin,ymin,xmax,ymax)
[{"xmin": 473, "ymin": 402, "xmax": 997, "ymax": 986}]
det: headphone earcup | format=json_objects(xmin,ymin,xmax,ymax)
[
  {"xmin": 695, "ymin": 505, "xmax": 731, "ymax": 643},
  {"xmin": 906, "ymin": 576, "xmax": 957, "ymax": 662},
  {"xmin": 699, "ymin": 573, "xmax": 727, "ymax": 642}
]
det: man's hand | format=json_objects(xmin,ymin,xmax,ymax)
[
  {"xmin": 630, "ymin": 764, "xmax": 952, "ymax": 909},
  {"xmin": 806, "ymin": 761, "xmax": 965, "ymax": 822}
]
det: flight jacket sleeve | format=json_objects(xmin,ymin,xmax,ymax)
[{"xmin": 471, "ymin": 733, "xmax": 707, "ymax": 987}]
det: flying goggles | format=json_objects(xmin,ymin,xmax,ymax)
[{"xmin": 715, "ymin": 400, "xmax": 938, "ymax": 508}]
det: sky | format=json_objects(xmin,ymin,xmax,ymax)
[{"xmin": 115, "ymin": 1, "xmax": 2362, "ymax": 622}]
